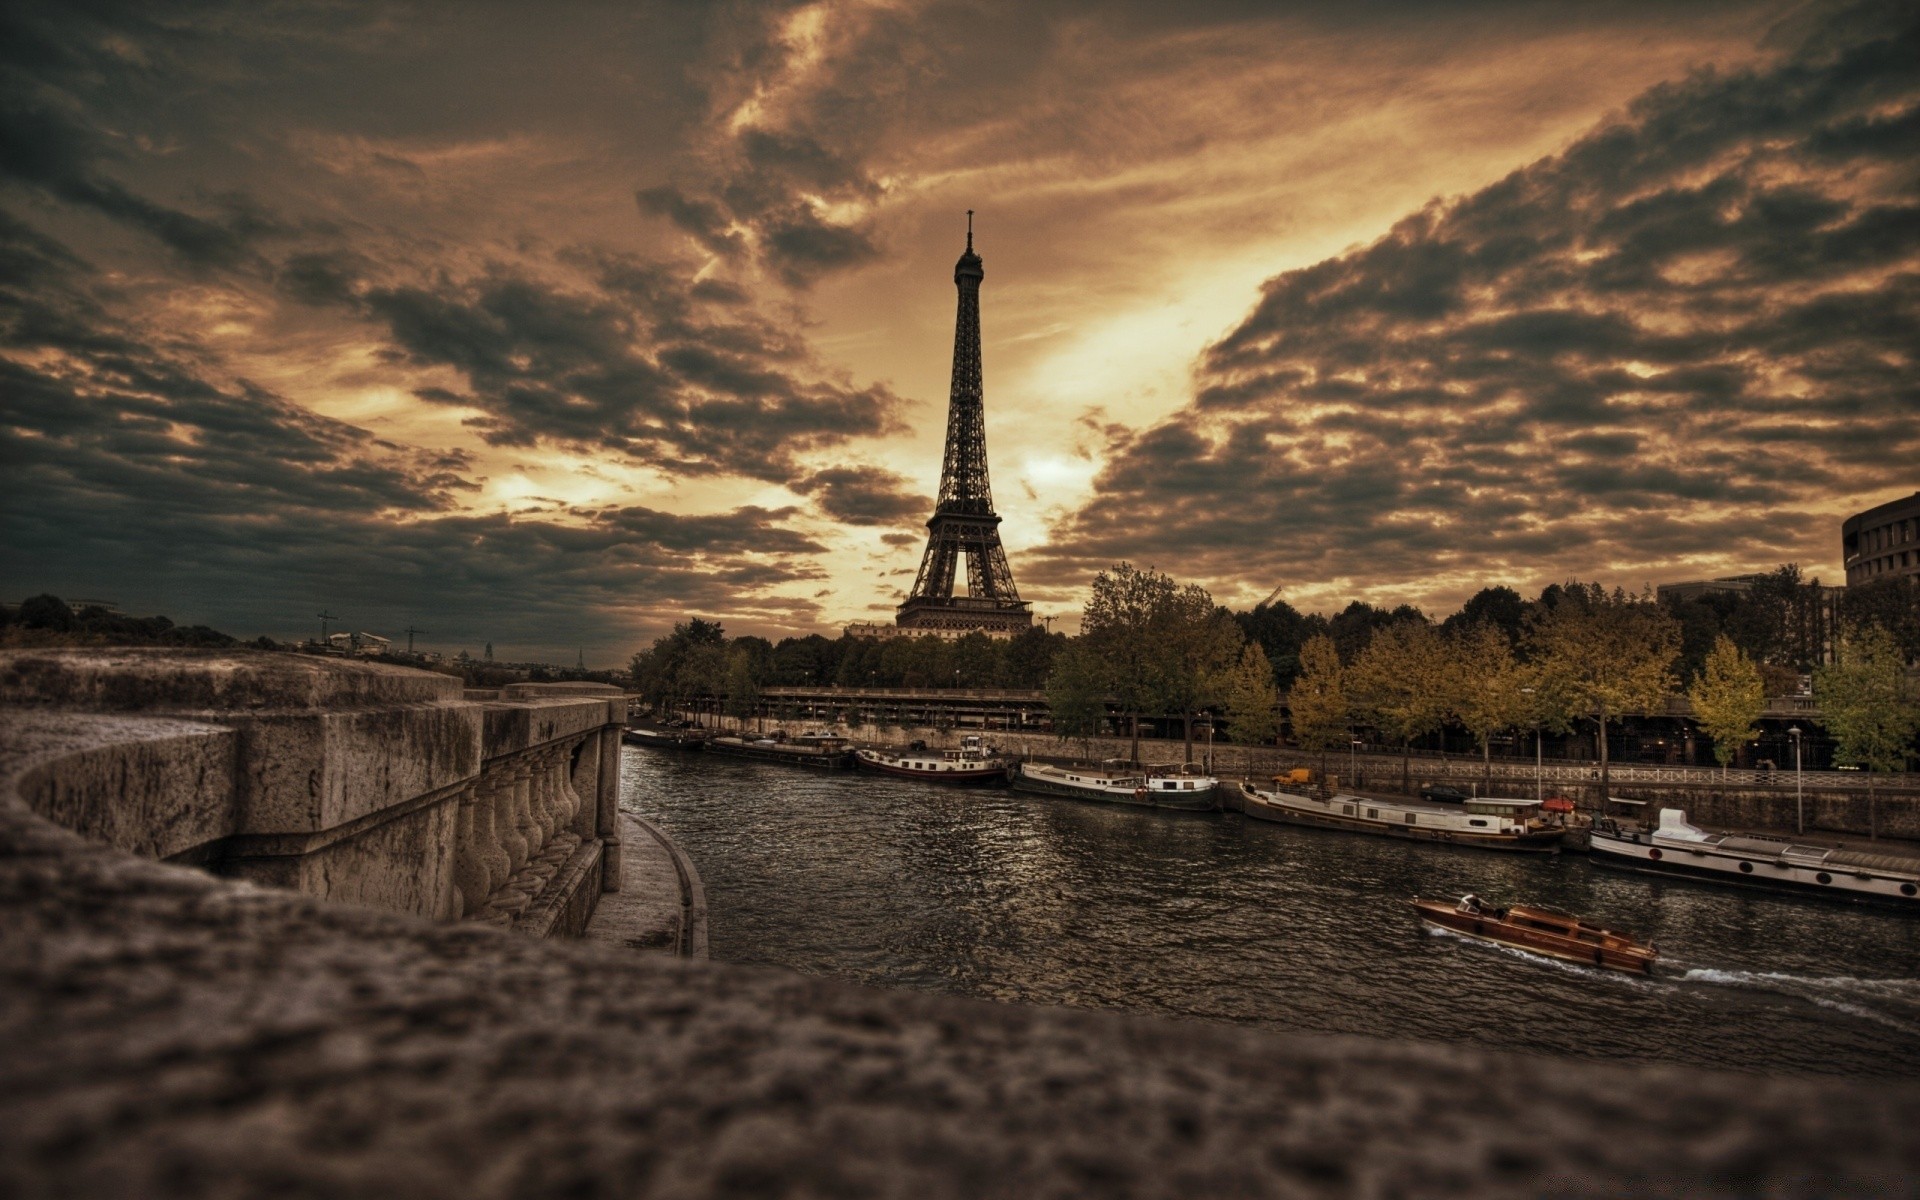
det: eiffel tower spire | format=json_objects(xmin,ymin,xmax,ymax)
[{"xmin": 896, "ymin": 213, "xmax": 1032, "ymax": 637}]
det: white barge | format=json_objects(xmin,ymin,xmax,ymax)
[
  {"xmin": 1010, "ymin": 761, "xmax": 1219, "ymax": 811},
  {"xmin": 1236, "ymin": 783, "xmax": 1565, "ymax": 852},
  {"xmin": 1590, "ymin": 808, "xmax": 1920, "ymax": 907},
  {"xmin": 854, "ymin": 735, "xmax": 1011, "ymax": 785}
]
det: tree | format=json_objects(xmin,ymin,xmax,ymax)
[
  {"xmin": 1078, "ymin": 563, "xmax": 1238, "ymax": 764},
  {"xmin": 1221, "ymin": 642, "xmax": 1280, "ymax": 778},
  {"xmin": 1002, "ymin": 627, "xmax": 1063, "ymax": 689},
  {"xmin": 1688, "ymin": 635, "xmax": 1765, "ymax": 776},
  {"xmin": 1526, "ymin": 584, "xmax": 1680, "ymax": 808},
  {"xmin": 723, "ymin": 647, "xmax": 762, "ymax": 727},
  {"xmin": 1044, "ymin": 641, "xmax": 1111, "ymax": 758},
  {"xmin": 17, "ymin": 593, "xmax": 74, "ymax": 632},
  {"xmin": 1817, "ymin": 623, "xmax": 1920, "ymax": 774},
  {"xmin": 1446, "ymin": 623, "xmax": 1533, "ymax": 787},
  {"xmin": 1235, "ymin": 597, "xmax": 1314, "ymax": 689},
  {"xmin": 1348, "ymin": 619, "xmax": 1449, "ymax": 793},
  {"xmin": 1840, "ymin": 576, "xmax": 1920, "ymax": 666},
  {"xmin": 1441, "ymin": 586, "xmax": 1527, "ymax": 646},
  {"xmin": 1287, "ymin": 634, "xmax": 1349, "ymax": 785}
]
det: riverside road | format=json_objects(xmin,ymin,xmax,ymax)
[{"xmin": 622, "ymin": 748, "xmax": 1920, "ymax": 1079}]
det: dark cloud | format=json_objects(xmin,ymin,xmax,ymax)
[
  {"xmin": 0, "ymin": 213, "xmax": 834, "ymax": 658},
  {"xmin": 1034, "ymin": 1, "xmax": 1920, "ymax": 601},
  {"xmin": 351, "ymin": 256, "xmax": 903, "ymax": 480},
  {"xmin": 793, "ymin": 466, "xmax": 929, "ymax": 527}
]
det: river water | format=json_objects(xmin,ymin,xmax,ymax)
[{"xmin": 621, "ymin": 748, "xmax": 1920, "ymax": 1078}]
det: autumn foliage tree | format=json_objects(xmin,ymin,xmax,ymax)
[
  {"xmin": 1525, "ymin": 585, "xmax": 1680, "ymax": 806},
  {"xmin": 1347, "ymin": 619, "xmax": 1449, "ymax": 793},
  {"xmin": 1076, "ymin": 563, "xmax": 1241, "ymax": 764},
  {"xmin": 1687, "ymin": 635, "xmax": 1765, "ymax": 775},
  {"xmin": 1221, "ymin": 641, "xmax": 1280, "ymax": 778},
  {"xmin": 1287, "ymin": 634, "xmax": 1350, "ymax": 785},
  {"xmin": 1445, "ymin": 622, "xmax": 1534, "ymax": 787},
  {"xmin": 1817, "ymin": 623, "xmax": 1920, "ymax": 775}
]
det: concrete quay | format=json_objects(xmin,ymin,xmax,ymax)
[
  {"xmin": 4, "ymin": 650, "xmax": 1919, "ymax": 1196},
  {"xmin": 699, "ymin": 714, "xmax": 1920, "ymax": 844}
]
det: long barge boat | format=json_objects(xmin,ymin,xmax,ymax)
[
  {"xmin": 855, "ymin": 735, "xmax": 1011, "ymax": 785},
  {"xmin": 622, "ymin": 726, "xmax": 707, "ymax": 751},
  {"xmin": 704, "ymin": 731, "xmax": 855, "ymax": 770},
  {"xmin": 1412, "ymin": 895, "xmax": 1658, "ymax": 974},
  {"xmin": 1590, "ymin": 808, "xmax": 1920, "ymax": 908},
  {"xmin": 1237, "ymin": 783, "xmax": 1565, "ymax": 852},
  {"xmin": 1010, "ymin": 761, "xmax": 1219, "ymax": 811}
]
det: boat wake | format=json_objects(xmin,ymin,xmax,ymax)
[
  {"xmin": 1424, "ymin": 925, "xmax": 1653, "ymax": 987},
  {"xmin": 1679, "ymin": 969, "xmax": 1920, "ymax": 1035}
]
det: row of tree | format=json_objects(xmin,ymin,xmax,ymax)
[
  {"xmin": 625, "ymin": 566, "xmax": 1920, "ymax": 779},
  {"xmin": 626, "ymin": 618, "xmax": 1070, "ymax": 717},
  {"xmin": 1236, "ymin": 568, "xmax": 1920, "ymax": 695}
]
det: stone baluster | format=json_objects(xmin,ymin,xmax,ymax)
[
  {"xmin": 495, "ymin": 760, "xmax": 530, "ymax": 878},
  {"xmin": 554, "ymin": 740, "xmax": 583, "ymax": 835},
  {"xmin": 474, "ymin": 773, "xmax": 512, "ymax": 901},
  {"xmin": 531, "ymin": 746, "xmax": 560, "ymax": 849},
  {"xmin": 451, "ymin": 783, "xmax": 487, "ymax": 919},
  {"xmin": 509, "ymin": 759, "xmax": 537, "ymax": 875}
]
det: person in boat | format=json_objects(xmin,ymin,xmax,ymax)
[{"xmin": 1457, "ymin": 894, "xmax": 1483, "ymax": 915}]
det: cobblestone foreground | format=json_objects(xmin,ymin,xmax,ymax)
[{"xmin": 5, "ymin": 795, "xmax": 1917, "ymax": 1198}]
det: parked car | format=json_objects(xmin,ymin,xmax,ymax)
[{"xmin": 1419, "ymin": 783, "xmax": 1472, "ymax": 805}]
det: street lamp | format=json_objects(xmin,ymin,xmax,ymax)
[
  {"xmin": 1789, "ymin": 725, "xmax": 1804, "ymax": 835},
  {"xmin": 1521, "ymin": 687, "xmax": 1542, "ymax": 804},
  {"xmin": 1349, "ymin": 737, "xmax": 1361, "ymax": 789},
  {"xmin": 1200, "ymin": 718, "xmax": 1214, "ymax": 776}
]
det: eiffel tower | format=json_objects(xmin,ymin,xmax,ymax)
[{"xmin": 895, "ymin": 213, "xmax": 1033, "ymax": 637}]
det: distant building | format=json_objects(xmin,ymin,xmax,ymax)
[
  {"xmin": 327, "ymin": 631, "xmax": 391, "ymax": 656},
  {"xmin": 1843, "ymin": 491, "xmax": 1920, "ymax": 587},
  {"xmin": 843, "ymin": 620, "xmax": 1017, "ymax": 643},
  {"xmin": 1655, "ymin": 575, "xmax": 1763, "ymax": 605}
]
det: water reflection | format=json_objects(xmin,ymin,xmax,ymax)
[{"xmin": 622, "ymin": 749, "xmax": 1920, "ymax": 1077}]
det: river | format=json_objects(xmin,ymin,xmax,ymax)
[{"xmin": 621, "ymin": 747, "xmax": 1920, "ymax": 1078}]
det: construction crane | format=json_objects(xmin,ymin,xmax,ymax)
[
  {"xmin": 403, "ymin": 625, "xmax": 427, "ymax": 654},
  {"xmin": 1257, "ymin": 584, "xmax": 1287, "ymax": 609},
  {"xmin": 317, "ymin": 610, "xmax": 338, "ymax": 642}
]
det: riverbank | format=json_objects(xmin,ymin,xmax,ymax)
[{"xmin": 671, "ymin": 710, "xmax": 1920, "ymax": 844}]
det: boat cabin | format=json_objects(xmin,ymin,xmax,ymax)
[{"xmin": 1463, "ymin": 798, "xmax": 1542, "ymax": 819}]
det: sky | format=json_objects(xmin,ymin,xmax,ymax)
[{"xmin": 3, "ymin": 0, "xmax": 1916, "ymax": 664}]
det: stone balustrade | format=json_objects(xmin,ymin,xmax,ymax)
[
  {"xmin": 0, "ymin": 648, "xmax": 625, "ymax": 935},
  {"xmin": 5, "ymin": 650, "xmax": 1919, "ymax": 1194}
]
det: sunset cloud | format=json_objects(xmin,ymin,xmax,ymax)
[
  {"xmin": 1032, "ymin": 0, "xmax": 1920, "ymax": 613},
  {"xmin": 3, "ymin": 0, "xmax": 1911, "ymax": 660}
]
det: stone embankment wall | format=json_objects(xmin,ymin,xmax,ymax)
[
  {"xmin": 4, "ymin": 653, "xmax": 1918, "ymax": 1194},
  {"xmin": 708, "ymin": 714, "xmax": 1920, "ymax": 842},
  {"xmin": 3, "ymin": 668, "xmax": 1920, "ymax": 1190},
  {"xmin": 0, "ymin": 649, "xmax": 626, "ymax": 935}
]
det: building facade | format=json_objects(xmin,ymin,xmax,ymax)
[{"xmin": 1843, "ymin": 491, "xmax": 1920, "ymax": 586}]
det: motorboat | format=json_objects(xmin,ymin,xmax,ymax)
[{"xmin": 1412, "ymin": 894, "xmax": 1658, "ymax": 974}]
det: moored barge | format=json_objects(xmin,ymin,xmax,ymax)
[
  {"xmin": 855, "ymin": 735, "xmax": 1011, "ymax": 784},
  {"xmin": 622, "ymin": 726, "xmax": 707, "ymax": 751},
  {"xmin": 1010, "ymin": 761, "xmax": 1219, "ymax": 810},
  {"xmin": 705, "ymin": 730, "xmax": 855, "ymax": 770},
  {"xmin": 1237, "ymin": 783, "xmax": 1564, "ymax": 852},
  {"xmin": 1590, "ymin": 808, "xmax": 1920, "ymax": 908},
  {"xmin": 1412, "ymin": 894, "xmax": 1658, "ymax": 974}
]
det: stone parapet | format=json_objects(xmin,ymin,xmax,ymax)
[
  {"xmin": 1, "ymin": 761, "xmax": 1916, "ymax": 1195},
  {"xmin": 0, "ymin": 649, "xmax": 624, "ymax": 934}
]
